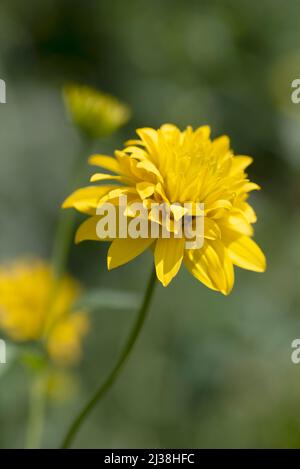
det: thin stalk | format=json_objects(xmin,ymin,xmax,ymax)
[
  {"xmin": 25, "ymin": 375, "xmax": 46, "ymax": 449},
  {"xmin": 60, "ymin": 266, "xmax": 157, "ymax": 449}
]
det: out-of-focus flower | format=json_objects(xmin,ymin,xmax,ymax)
[
  {"xmin": 0, "ymin": 259, "xmax": 89, "ymax": 366},
  {"xmin": 47, "ymin": 314, "xmax": 89, "ymax": 366},
  {"xmin": 45, "ymin": 370, "xmax": 78, "ymax": 402},
  {"xmin": 63, "ymin": 84, "xmax": 131, "ymax": 139},
  {"xmin": 64, "ymin": 124, "xmax": 266, "ymax": 295}
]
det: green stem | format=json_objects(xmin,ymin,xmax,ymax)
[
  {"xmin": 52, "ymin": 137, "xmax": 92, "ymax": 280},
  {"xmin": 25, "ymin": 375, "xmax": 46, "ymax": 449},
  {"xmin": 60, "ymin": 266, "xmax": 157, "ymax": 449}
]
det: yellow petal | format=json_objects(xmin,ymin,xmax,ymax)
[
  {"xmin": 230, "ymin": 156, "xmax": 253, "ymax": 175},
  {"xmin": 124, "ymin": 198, "xmax": 147, "ymax": 217},
  {"xmin": 224, "ymin": 212, "xmax": 254, "ymax": 236},
  {"xmin": 97, "ymin": 187, "xmax": 138, "ymax": 206},
  {"xmin": 204, "ymin": 218, "xmax": 221, "ymax": 240},
  {"xmin": 169, "ymin": 204, "xmax": 187, "ymax": 222},
  {"xmin": 242, "ymin": 182, "xmax": 261, "ymax": 192},
  {"xmin": 75, "ymin": 216, "xmax": 110, "ymax": 243},
  {"xmin": 154, "ymin": 238, "xmax": 185, "ymax": 287},
  {"xmin": 88, "ymin": 154, "xmax": 121, "ymax": 174},
  {"xmin": 90, "ymin": 173, "xmax": 122, "ymax": 183},
  {"xmin": 184, "ymin": 240, "xmax": 234, "ymax": 295},
  {"xmin": 136, "ymin": 159, "xmax": 163, "ymax": 182},
  {"xmin": 212, "ymin": 135, "xmax": 230, "ymax": 154},
  {"xmin": 124, "ymin": 139, "xmax": 143, "ymax": 146},
  {"xmin": 115, "ymin": 150, "xmax": 156, "ymax": 183},
  {"xmin": 226, "ymin": 236, "xmax": 266, "ymax": 272},
  {"xmin": 194, "ymin": 125, "xmax": 211, "ymax": 139},
  {"xmin": 123, "ymin": 146, "xmax": 148, "ymax": 160},
  {"xmin": 205, "ymin": 200, "xmax": 232, "ymax": 219},
  {"xmin": 185, "ymin": 249, "xmax": 218, "ymax": 293},
  {"xmin": 136, "ymin": 182, "xmax": 155, "ymax": 199},
  {"xmin": 160, "ymin": 123, "xmax": 180, "ymax": 134},
  {"xmin": 107, "ymin": 238, "xmax": 153, "ymax": 270},
  {"xmin": 155, "ymin": 182, "xmax": 169, "ymax": 203},
  {"xmin": 136, "ymin": 128, "xmax": 159, "ymax": 160},
  {"xmin": 62, "ymin": 185, "xmax": 114, "ymax": 213},
  {"xmin": 243, "ymin": 202, "xmax": 257, "ymax": 223}
]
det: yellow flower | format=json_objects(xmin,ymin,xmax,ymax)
[
  {"xmin": 45, "ymin": 370, "xmax": 78, "ymax": 402},
  {"xmin": 63, "ymin": 84, "xmax": 131, "ymax": 139},
  {"xmin": 63, "ymin": 124, "xmax": 266, "ymax": 295},
  {"xmin": 47, "ymin": 314, "xmax": 89, "ymax": 366},
  {"xmin": 0, "ymin": 259, "xmax": 89, "ymax": 366}
]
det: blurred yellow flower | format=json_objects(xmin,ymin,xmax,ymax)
[
  {"xmin": 0, "ymin": 259, "xmax": 89, "ymax": 366},
  {"xmin": 63, "ymin": 124, "xmax": 266, "ymax": 295},
  {"xmin": 45, "ymin": 370, "xmax": 78, "ymax": 402},
  {"xmin": 63, "ymin": 84, "xmax": 131, "ymax": 139},
  {"xmin": 47, "ymin": 314, "xmax": 89, "ymax": 366}
]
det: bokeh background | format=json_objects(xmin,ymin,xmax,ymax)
[{"xmin": 1, "ymin": 0, "xmax": 300, "ymax": 449}]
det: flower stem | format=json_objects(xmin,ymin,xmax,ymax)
[
  {"xmin": 25, "ymin": 375, "xmax": 46, "ymax": 449},
  {"xmin": 60, "ymin": 265, "xmax": 157, "ymax": 449},
  {"xmin": 52, "ymin": 137, "xmax": 92, "ymax": 280}
]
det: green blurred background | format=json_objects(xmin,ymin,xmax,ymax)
[{"xmin": 1, "ymin": 0, "xmax": 300, "ymax": 449}]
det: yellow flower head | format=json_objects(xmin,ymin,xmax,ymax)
[
  {"xmin": 63, "ymin": 124, "xmax": 266, "ymax": 295},
  {"xmin": 45, "ymin": 370, "xmax": 78, "ymax": 402},
  {"xmin": 0, "ymin": 259, "xmax": 89, "ymax": 366},
  {"xmin": 63, "ymin": 84, "xmax": 131, "ymax": 139}
]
